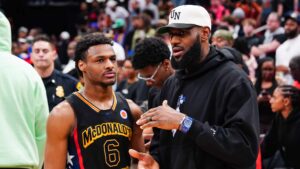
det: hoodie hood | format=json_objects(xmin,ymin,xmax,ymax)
[
  {"xmin": 175, "ymin": 46, "xmax": 232, "ymax": 80},
  {"xmin": 0, "ymin": 11, "xmax": 12, "ymax": 52}
]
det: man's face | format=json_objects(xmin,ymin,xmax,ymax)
[
  {"xmin": 212, "ymin": 37, "xmax": 229, "ymax": 48},
  {"xmin": 168, "ymin": 27, "xmax": 200, "ymax": 61},
  {"xmin": 31, "ymin": 41, "xmax": 56, "ymax": 70},
  {"xmin": 261, "ymin": 60, "xmax": 275, "ymax": 81},
  {"xmin": 67, "ymin": 41, "xmax": 77, "ymax": 59},
  {"xmin": 243, "ymin": 24, "xmax": 254, "ymax": 36},
  {"xmin": 122, "ymin": 60, "xmax": 136, "ymax": 79},
  {"xmin": 137, "ymin": 63, "xmax": 165, "ymax": 88},
  {"xmin": 267, "ymin": 14, "xmax": 279, "ymax": 32},
  {"xmin": 80, "ymin": 44, "xmax": 117, "ymax": 87},
  {"xmin": 284, "ymin": 19, "xmax": 299, "ymax": 39}
]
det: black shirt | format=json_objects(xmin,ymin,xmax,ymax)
[
  {"xmin": 42, "ymin": 69, "xmax": 78, "ymax": 111},
  {"xmin": 150, "ymin": 46, "xmax": 259, "ymax": 169},
  {"xmin": 261, "ymin": 109, "xmax": 300, "ymax": 168},
  {"xmin": 66, "ymin": 92, "xmax": 133, "ymax": 169},
  {"xmin": 116, "ymin": 79, "xmax": 149, "ymax": 106}
]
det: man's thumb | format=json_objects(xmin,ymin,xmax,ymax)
[
  {"xmin": 129, "ymin": 149, "xmax": 145, "ymax": 160},
  {"xmin": 162, "ymin": 100, "xmax": 168, "ymax": 106}
]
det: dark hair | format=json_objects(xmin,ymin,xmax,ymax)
[
  {"xmin": 278, "ymin": 85, "xmax": 300, "ymax": 109},
  {"xmin": 289, "ymin": 55, "xmax": 300, "ymax": 71},
  {"xmin": 289, "ymin": 55, "xmax": 300, "ymax": 82},
  {"xmin": 132, "ymin": 37, "xmax": 170, "ymax": 69},
  {"xmin": 74, "ymin": 32, "xmax": 113, "ymax": 77},
  {"xmin": 32, "ymin": 34, "xmax": 52, "ymax": 46},
  {"xmin": 255, "ymin": 57, "xmax": 277, "ymax": 93}
]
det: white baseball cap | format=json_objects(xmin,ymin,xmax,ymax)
[{"xmin": 157, "ymin": 5, "xmax": 211, "ymax": 34}]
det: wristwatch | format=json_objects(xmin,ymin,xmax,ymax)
[{"xmin": 179, "ymin": 116, "xmax": 193, "ymax": 133}]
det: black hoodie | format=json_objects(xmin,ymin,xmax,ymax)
[{"xmin": 150, "ymin": 46, "xmax": 259, "ymax": 169}]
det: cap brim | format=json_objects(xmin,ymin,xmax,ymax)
[
  {"xmin": 157, "ymin": 23, "xmax": 195, "ymax": 34},
  {"xmin": 285, "ymin": 16, "xmax": 300, "ymax": 24}
]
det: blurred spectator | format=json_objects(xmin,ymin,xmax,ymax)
[
  {"xmin": 128, "ymin": 0, "xmax": 146, "ymax": 16},
  {"xmin": 17, "ymin": 37, "xmax": 32, "ymax": 64},
  {"xmin": 112, "ymin": 18, "xmax": 127, "ymax": 45},
  {"xmin": 289, "ymin": 56, "xmax": 300, "ymax": 89},
  {"xmin": 116, "ymin": 58, "xmax": 149, "ymax": 108},
  {"xmin": 255, "ymin": 57, "xmax": 277, "ymax": 134},
  {"xmin": 157, "ymin": 0, "xmax": 174, "ymax": 19},
  {"xmin": 251, "ymin": 12, "xmax": 286, "ymax": 59},
  {"xmin": 276, "ymin": 13, "xmax": 300, "ymax": 82},
  {"xmin": 97, "ymin": 10, "xmax": 112, "ymax": 33},
  {"xmin": 231, "ymin": 7, "xmax": 245, "ymax": 38},
  {"xmin": 263, "ymin": 13, "xmax": 285, "ymax": 45},
  {"xmin": 242, "ymin": 18, "xmax": 260, "ymax": 47},
  {"xmin": 210, "ymin": 0, "xmax": 230, "ymax": 25},
  {"xmin": 76, "ymin": 2, "xmax": 89, "ymax": 35},
  {"xmin": 233, "ymin": 37, "xmax": 257, "ymax": 82},
  {"xmin": 18, "ymin": 26, "xmax": 28, "ymax": 39},
  {"xmin": 236, "ymin": 0, "xmax": 262, "ymax": 21},
  {"xmin": 28, "ymin": 27, "xmax": 43, "ymax": 38},
  {"xmin": 105, "ymin": 0, "xmax": 129, "ymax": 22},
  {"xmin": 62, "ymin": 40, "xmax": 78, "ymax": 79},
  {"xmin": 124, "ymin": 14, "xmax": 155, "ymax": 55},
  {"xmin": 57, "ymin": 31, "xmax": 71, "ymax": 65},
  {"xmin": 273, "ymin": 0, "xmax": 299, "ymax": 17},
  {"xmin": 144, "ymin": 0, "xmax": 159, "ymax": 25},
  {"xmin": 212, "ymin": 29, "xmax": 234, "ymax": 48},
  {"xmin": 31, "ymin": 34, "xmax": 79, "ymax": 111}
]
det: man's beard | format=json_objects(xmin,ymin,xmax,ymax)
[
  {"xmin": 171, "ymin": 36, "xmax": 202, "ymax": 70},
  {"xmin": 285, "ymin": 28, "xmax": 298, "ymax": 39}
]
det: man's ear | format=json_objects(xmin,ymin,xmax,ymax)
[
  {"xmin": 162, "ymin": 59, "xmax": 171, "ymax": 70},
  {"xmin": 283, "ymin": 97, "xmax": 291, "ymax": 107},
  {"xmin": 78, "ymin": 60, "xmax": 86, "ymax": 73},
  {"xmin": 200, "ymin": 27, "xmax": 211, "ymax": 42}
]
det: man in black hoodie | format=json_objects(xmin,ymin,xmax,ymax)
[{"xmin": 129, "ymin": 5, "xmax": 260, "ymax": 169}]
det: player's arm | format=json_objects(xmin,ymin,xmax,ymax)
[
  {"xmin": 127, "ymin": 99, "xmax": 145, "ymax": 153},
  {"xmin": 44, "ymin": 101, "xmax": 75, "ymax": 169}
]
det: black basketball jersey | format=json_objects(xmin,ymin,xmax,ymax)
[{"xmin": 66, "ymin": 91, "xmax": 133, "ymax": 169}]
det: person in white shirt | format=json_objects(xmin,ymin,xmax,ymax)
[
  {"xmin": 276, "ymin": 13, "xmax": 300, "ymax": 74},
  {"xmin": 105, "ymin": 0, "xmax": 129, "ymax": 22}
]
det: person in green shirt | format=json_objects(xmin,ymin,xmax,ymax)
[{"xmin": 0, "ymin": 11, "xmax": 49, "ymax": 169}]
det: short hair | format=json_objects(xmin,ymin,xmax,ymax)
[
  {"xmin": 32, "ymin": 34, "xmax": 53, "ymax": 46},
  {"xmin": 132, "ymin": 37, "xmax": 170, "ymax": 69},
  {"xmin": 277, "ymin": 85, "xmax": 300, "ymax": 109},
  {"xmin": 242, "ymin": 18, "xmax": 256, "ymax": 27},
  {"xmin": 289, "ymin": 55, "xmax": 300, "ymax": 70},
  {"xmin": 74, "ymin": 32, "xmax": 113, "ymax": 77},
  {"xmin": 268, "ymin": 12, "xmax": 281, "ymax": 22}
]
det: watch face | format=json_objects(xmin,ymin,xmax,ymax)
[{"xmin": 184, "ymin": 117, "xmax": 192, "ymax": 127}]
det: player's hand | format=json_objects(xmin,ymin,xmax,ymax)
[
  {"xmin": 136, "ymin": 100, "xmax": 185, "ymax": 130},
  {"xmin": 129, "ymin": 149, "xmax": 159, "ymax": 169}
]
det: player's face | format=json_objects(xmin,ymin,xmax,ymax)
[
  {"xmin": 81, "ymin": 44, "xmax": 117, "ymax": 87},
  {"xmin": 31, "ymin": 41, "xmax": 57, "ymax": 70}
]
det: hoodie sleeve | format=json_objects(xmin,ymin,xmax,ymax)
[
  {"xmin": 185, "ymin": 82, "xmax": 259, "ymax": 168},
  {"xmin": 34, "ymin": 77, "xmax": 49, "ymax": 169}
]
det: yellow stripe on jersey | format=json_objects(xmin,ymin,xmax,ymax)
[{"xmin": 74, "ymin": 92, "xmax": 100, "ymax": 112}]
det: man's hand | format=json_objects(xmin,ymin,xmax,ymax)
[
  {"xmin": 129, "ymin": 149, "xmax": 159, "ymax": 169},
  {"xmin": 136, "ymin": 100, "xmax": 185, "ymax": 130}
]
